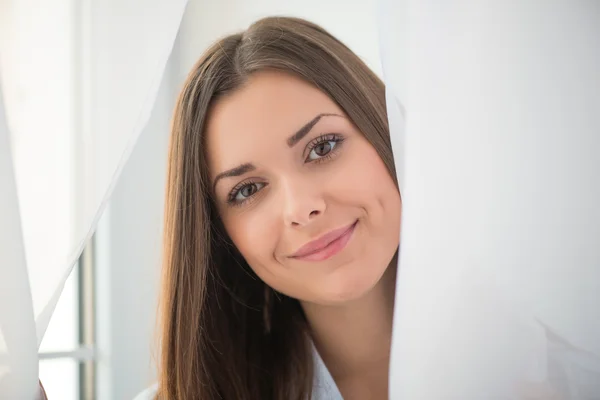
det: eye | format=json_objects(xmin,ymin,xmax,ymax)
[
  {"xmin": 309, "ymin": 141, "xmax": 335, "ymax": 159},
  {"xmin": 228, "ymin": 181, "xmax": 266, "ymax": 204},
  {"xmin": 306, "ymin": 134, "xmax": 344, "ymax": 162}
]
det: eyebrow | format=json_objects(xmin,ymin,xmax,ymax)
[
  {"xmin": 286, "ymin": 113, "xmax": 343, "ymax": 147},
  {"xmin": 212, "ymin": 163, "xmax": 256, "ymax": 193},
  {"xmin": 212, "ymin": 113, "xmax": 344, "ymax": 193}
]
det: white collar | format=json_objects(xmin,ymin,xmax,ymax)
[{"xmin": 311, "ymin": 344, "xmax": 343, "ymax": 400}]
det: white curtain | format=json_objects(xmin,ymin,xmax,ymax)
[
  {"xmin": 0, "ymin": 77, "xmax": 39, "ymax": 400},
  {"xmin": 0, "ymin": 0, "xmax": 188, "ymax": 398},
  {"xmin": 381, "ymin": 1, "xmax": 600, "ymax": 398}
]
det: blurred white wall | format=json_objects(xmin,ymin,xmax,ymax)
[
  {"xmin": 95, "ymin": 46, "xmax": 180, "ymax": 400},
  {"xmin": 177, "ymin": 0, "xmax": 382, "ymax": 80},
  {"xmin": 96, "ymin": 1, "xmax": 382, "ymax": 399}
]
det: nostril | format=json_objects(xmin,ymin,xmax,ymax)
[{"xmin": 309, "ymin": 210, "xmax": 320, "ymax": 217}]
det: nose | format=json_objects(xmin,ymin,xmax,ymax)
[{"xmin": 281, "ymin": 177, "xmax": 326, "ymax": 227}]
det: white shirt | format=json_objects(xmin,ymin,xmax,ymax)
[{"xmin": 311, "ymin": 345, "xmax": 343, "ymax": 399}]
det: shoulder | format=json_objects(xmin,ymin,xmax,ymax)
[{"xmin": 132, "ymin": 383, "xmax": 158, "ymax": 400}]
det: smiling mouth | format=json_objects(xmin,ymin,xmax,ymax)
[{"xmin": 290, "ymin": 220, "xmax": 358, "ymax": 262}]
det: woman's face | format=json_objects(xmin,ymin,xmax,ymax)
[{"xmin": 207, "ymin": 71, "xmax": 401, "ymax": 306}]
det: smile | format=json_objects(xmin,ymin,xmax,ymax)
[{"xmin": 290, "ymin": 220, "xmax": 358, "ymax": 262}]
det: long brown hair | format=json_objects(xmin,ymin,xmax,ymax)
[{"xmin": 158, "ymin": 16, "xmax": 395, "ymax": 399}]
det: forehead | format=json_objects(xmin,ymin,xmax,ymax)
[{"xmin": 205, "ymin": 71, "xmax": 344, "ymax": 174}]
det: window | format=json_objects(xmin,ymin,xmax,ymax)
[{"xmin": 39, "ymin": 247, "xmax": 96, "ymax": 400}]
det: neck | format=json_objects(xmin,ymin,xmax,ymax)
[{"xmin": 301, "ymin": 257, "xmax": 397, "ymax": 385}]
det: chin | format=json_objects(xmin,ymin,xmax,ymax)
[{"xmin": 314, "ymin": 261, "xmax": 388, "ymax": 305}]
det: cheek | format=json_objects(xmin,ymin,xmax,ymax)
[
  {"xmin": 359, "ymin": 144, "xmax": 396, "ymax": 192},
  {"xmin": 344, "ymin": 141, "xmax": 402, "ymax": 239},
  {"xmin": 334, "ymin": 140, "xmax": 399, "ymax": 208},
  {"xmin": 222, "ymin": 207, "xmax": 280, "ymax": 268}
]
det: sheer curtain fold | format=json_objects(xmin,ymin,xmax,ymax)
[
  {"xmin": 381, "ymin": 1, "xmax": 600, "ymax": 398},
  {"xmin": 0, "ymin": 0, "xmax": 188, "ymax": 398},
  {"xmin": 0, "ymin": 77, "xmax": 39, "ymax": 400}
]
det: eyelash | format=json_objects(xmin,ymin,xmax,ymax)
[
  {"xmin": 227, "ymin": 133, "xmax": 345, "ymax": 206},
  {"xmin": 304, "ymin": 133, "xmax": 345, "ymax": 163},
  {"xmin": 227, "ymin": 179, "xmax": 264, "ymax": 206}
]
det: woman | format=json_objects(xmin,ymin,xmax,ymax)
[{"xmin": 148, "ymin": 16, "xmax": 401, "ymax": 399}]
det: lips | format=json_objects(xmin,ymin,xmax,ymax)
[{"xmin": 290, "ymin": 220, "xmax": 358, "ymax": 261}]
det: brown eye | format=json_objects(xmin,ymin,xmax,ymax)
[
  {"xmin": 232, "ymin": 182, "xmax": 265, "ymax": 203},
  {"xmin": 240, "ymin": 184, "xmax": 258, "ymax": 198},
  {"xmin": 315, "ymin": 142, "xmax": 331, "ymax": 156},
  {"xmin": 307, "ymin": 140, "xmax": 336, "ymax": 161}
]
